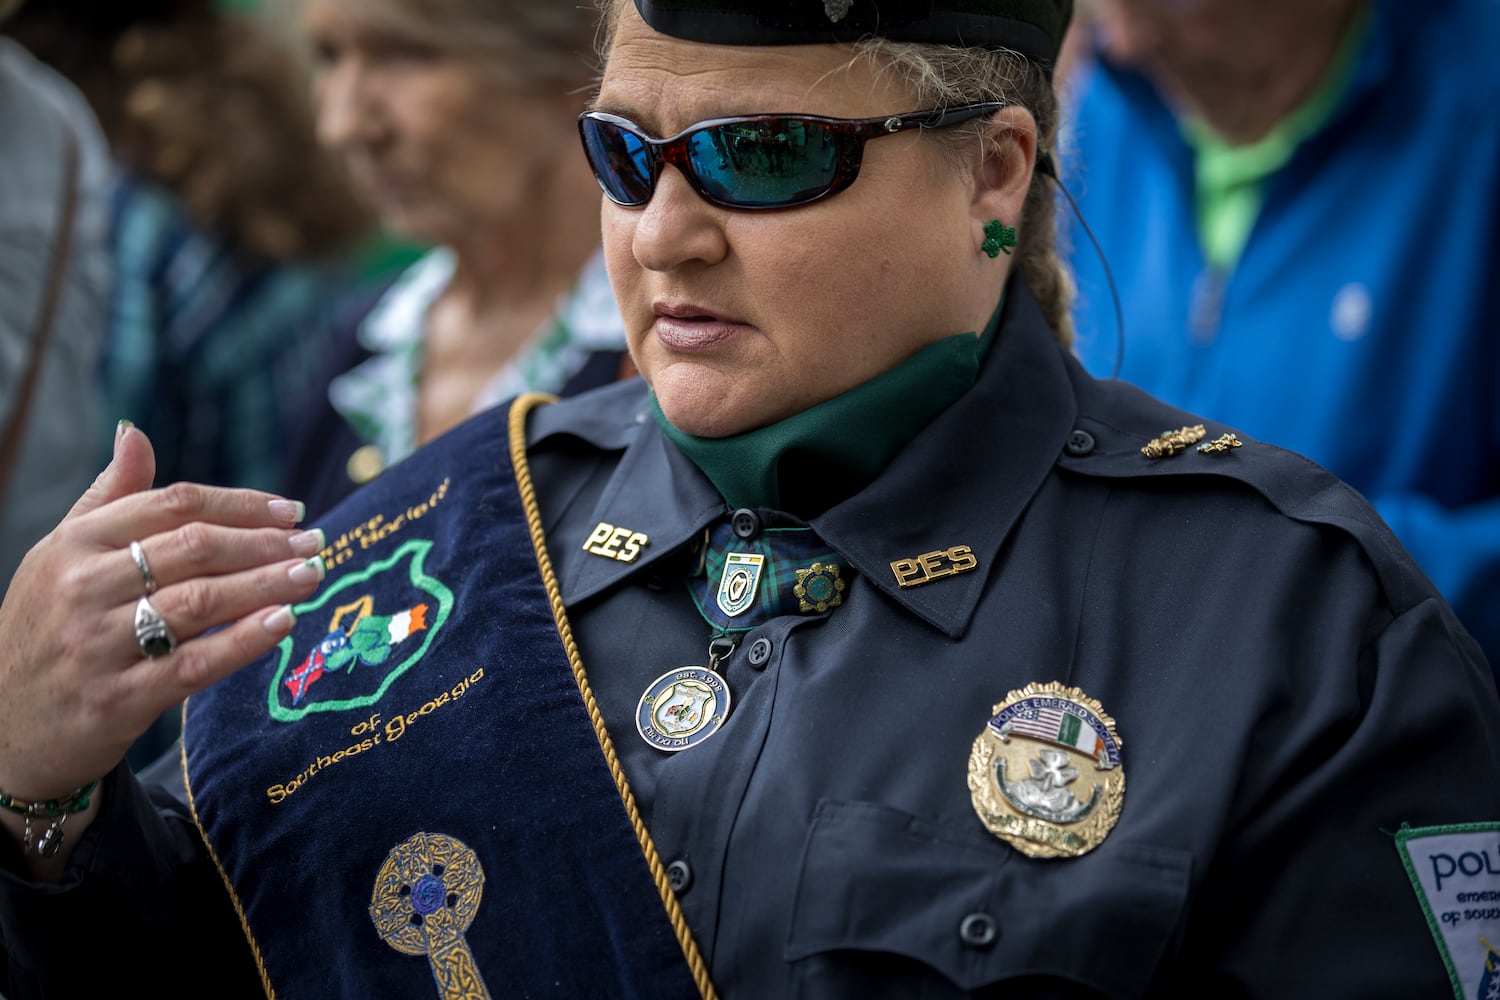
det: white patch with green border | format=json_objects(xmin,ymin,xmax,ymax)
[{"xmin": 1395, "ymin": 822, "xmax": 1500, "ymax": 1000}]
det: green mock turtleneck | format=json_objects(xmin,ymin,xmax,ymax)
[{"xmin": 652, "ymin": 299, "xmax": 1004, "ymax": 514}]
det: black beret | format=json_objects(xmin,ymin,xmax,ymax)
[{"xmin": 633, "ymin": 0, "xmax": 1073, "ymax": 70}]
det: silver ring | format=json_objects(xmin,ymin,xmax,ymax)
[
  {"xmin": 134, "ymin": 596, "xmax": 176, "ymax": 658},
  {"xmin": 129, "ymin": 540, "xmax": 157, "ymax": 596}
]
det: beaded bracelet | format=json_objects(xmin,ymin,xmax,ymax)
[{"xmin": 0, "ymin": 780, "xmax": 100, "ymax": 858}]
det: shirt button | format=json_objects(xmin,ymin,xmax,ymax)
[
  {"xmin": 1064, "ymin": 429, "xmax": 1096, "ymax": 457},
  {"xmin": 666, "ymin": 859, "xmax": 693, "ymax": 893},
  {"xmin": 731, "ymin": 508, "xmax": 761, "ymax": 539},
  {"xmin": 746, "ymin": 637, "xmax": 773, "ymax": 668},
  {"xmin": 958, "ymin": 912, "xmax": 997, "ymax": 948}
]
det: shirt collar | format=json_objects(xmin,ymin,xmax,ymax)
[
  {"xmin": 553, "ymin": 282, "xmax": 1077, "ymax": 638},
  {"xmin": 810, "ymin": 285, "xmax": 1076, "ymax": 637},
  {"xmin": 360, "ymin": 248, "xmax": 454, "ymax": 352},
  {"xmin": 651, "ymin": 300, "xmax": 1002, "ymax": 512}
]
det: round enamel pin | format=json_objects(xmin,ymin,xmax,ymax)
[
  {"xmin": 968, "ymin": 681, "xmax": 1124, "ymax": 859},
  {"xmin": 636, "ymin": 667, "xmax": 730, "ymax": 752}
]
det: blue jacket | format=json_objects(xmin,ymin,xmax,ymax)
[{"xmin": 1064, "ymin": 0, "xmax": 1500, "ymax": 673}]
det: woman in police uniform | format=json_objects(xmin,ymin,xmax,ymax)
[{"xmin": 2, "ymin": 1, "xmax": 1499, "ymax": 998}]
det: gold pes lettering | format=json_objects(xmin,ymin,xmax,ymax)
[
  {"xmin": 581, "ymin": 521, "xmax": 649, "ymax": 562},
  {"xmin": 890, "ymin": 545, "xmax": 979, "ymax": 589}
]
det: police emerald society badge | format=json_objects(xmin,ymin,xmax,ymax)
[
  {"xmin": 636, "ymin": 667, "xmax": 730, "ymax": 752},
  {"xmin": 638, "ymin": 637, "xmax": 737, "ymax": 752},
  {"xmin": 968, "ymin": 682, "xmax": 1124, "ymax": 859}
]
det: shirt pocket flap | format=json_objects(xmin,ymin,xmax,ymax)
[{"xmin": 785, "ymin": 800, "xmax": 1191, "ymax": 997}]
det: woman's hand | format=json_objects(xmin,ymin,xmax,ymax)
[{"xmin": 0, "ymin": 424, "xmax": 327, "ymax": 863}]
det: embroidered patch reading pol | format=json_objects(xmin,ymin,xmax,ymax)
[
  {"xmin": 1395, "ymin": 822, "xmax": 1500, "ymax": 1000},
  {"xmin": 968, "ymin": 682, "xmax": 1124, "ymax": 859}
]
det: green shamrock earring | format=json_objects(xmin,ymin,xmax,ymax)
[{"xmin": 982, "ymin": 220, "xmax": 1018, "ymax": 259}]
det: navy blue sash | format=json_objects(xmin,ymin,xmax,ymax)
[{"xmin": 184, "ymin": 395, "xmax": 711, "ymax": 1000}]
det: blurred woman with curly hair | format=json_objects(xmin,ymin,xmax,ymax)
[{"xmin": 7, "ymin": 0, "xmax": 375, "ymax": 496}]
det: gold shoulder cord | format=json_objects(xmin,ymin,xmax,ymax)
[
  {"xmin": 181, "ymin": 704, "xmax": 281, "ymax": 999},
  {"xmin": 509, "ymin": 393, "xmax": 720, "ymax": 1000}
]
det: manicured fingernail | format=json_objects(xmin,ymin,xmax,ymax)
[
  {"xmin": 268, "ymin": 499, "xmax": 306, "ymax": 525},
  {"xmin": 262, "ymin": 605, "xmax": 297, "ymax": 635},
  {"xmin": 114, "ymin": 419, "xmax": 133, "ymax": 456},
  {"xmin": 289, "ymin": 528, "xmax": 326, "ymax": 557},
  {"xmin": 288, "ymin": 556, "xmax": 325, "ymax": 586}
]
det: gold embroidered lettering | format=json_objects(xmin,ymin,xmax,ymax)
[
  {"xmin": 264, "ymin": 666, "xmax": 487, "ymax": 804},
  {"xmin": 313, "ymin": 477, "xmax": 454, "ymax": 560},
  {"xmin": 350, "ymin": 713, "xmax": 382, "ymax": 737}
]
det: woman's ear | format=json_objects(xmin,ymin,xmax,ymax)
[{"xmin": 971, "ymin": 105, "xmax": 1037, "ymax": 233}]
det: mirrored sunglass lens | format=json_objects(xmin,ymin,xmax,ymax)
[
  {"xmin": 582, "ymin": 118, "xmax": 654, "ymax": 205},
  {"xmin": 687, "ymin": 119, "xmax": 842, "ymax": 208}
]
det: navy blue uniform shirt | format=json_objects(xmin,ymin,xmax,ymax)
[{"xmin": 3, "ymin": 284, "xmax": 1498, "ymax": 998}]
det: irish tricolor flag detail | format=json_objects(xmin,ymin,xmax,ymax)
[
  {"xmin": 385, "ymin": 604, "xmax": 429, "ymax": 644},
  {"xmin": 283, "ymin": 600, "xmax": 432, "ymax": 704},
  {"xmin": 1003, "ymin": 706, "xmax": 1104, "ymax": 760},
  {"xmin": 990, "ymin": 694, "xmax": 1121, "ymax": 770},
  {"xmin": 970, "ymin": 682, "xmax": 1126, "ymax": 858}
]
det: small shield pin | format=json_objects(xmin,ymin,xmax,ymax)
[{"xmin": 716, "ymin": 552, "xmax": 765, "ymax": 618}]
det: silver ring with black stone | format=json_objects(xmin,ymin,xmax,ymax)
[{"xmin": 134, "ymin": 596, "xmax": 176, "ymax": 658}]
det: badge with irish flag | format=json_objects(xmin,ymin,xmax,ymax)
[{"xmin": 967, "ymin": 682, "xmax": 1125, "ymax": 859}]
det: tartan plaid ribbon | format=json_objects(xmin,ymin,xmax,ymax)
[{"xmin": 688, "ymin": 518, "xmax": 850, "ymax": 633}]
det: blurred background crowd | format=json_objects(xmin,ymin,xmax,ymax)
[{"xmin": 1, "ymin": 0, "xmax": 1495, "ymax": 769}]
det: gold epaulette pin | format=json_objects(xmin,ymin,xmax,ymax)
[
  {"xmin": 1196, "ymin": 433, "xmax": 1243, "ymax": 455},
  {"xmin": 1140, "ymin": 425, "xmax": 1206, "ymax": 459}
]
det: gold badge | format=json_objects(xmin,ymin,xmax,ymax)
[
  {"xmin": 793, "ymin": 562, "xmax": 845, "ymax": 613},
  {"xmin": 1197, "ymin": 433, "xmax": 1243, "ymax": 455},
  {"xmin": 968, "ymin": 682, "xmax": 1124, "ymax": 859},
  {"xmin": 1140, "ymin": 424, "xmax": 1206, "ymax": 459},
  {"xmin": 889, "ymin": 545, "xmax": 978, "ymax": 589},
  {"xmin": 581, "ymin": 521, "xmax": 649, "ymax": 562}
]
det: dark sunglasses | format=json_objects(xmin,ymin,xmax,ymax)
[{"xmin": 577, "ymin": 101, "xmax": 1006, "ymax": 211}]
